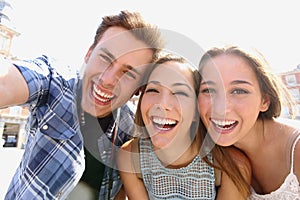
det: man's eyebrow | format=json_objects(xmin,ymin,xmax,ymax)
[{"xmin": 101, "ymin": 47, "xmax": 115, "ymax": 61}]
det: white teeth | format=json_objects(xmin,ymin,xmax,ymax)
[
  {"xmin": 92, "ymin": 90, "xmax": 110, "ymax": 102},
  {"xmin": 211, "ymin": 119, "xmax": 236, "ymax": 127},
  {"xmin": 152, "ymin": 117, "xmax": 176, "ymax": 125},
  {"xmin": 156, "ymin": 127, "xmax": 170, "ymax": 131},
  {"xmin": 93, "ymin": 84, "xmax": 114, "ymax": 100}
]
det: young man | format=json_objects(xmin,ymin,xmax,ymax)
[{"xmin": 1, "ymin": 10, "xmax": 164, "ymax": 200}]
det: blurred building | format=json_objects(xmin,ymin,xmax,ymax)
[
  {"xmin": 0, "ymin": 107, "xmax": 29, "ymax": 148},
  {"xmin": 0, "ymin": 0, "xmax": 19, "ymax": 58},
  {"xmin": 278, "ymin": 65, "xmax": 300, "ymax": 119},
  {"xmin": 0, "ymin": 0, "xmax": 28, "ymax": 148}
]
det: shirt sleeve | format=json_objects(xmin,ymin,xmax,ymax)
[{"xmin": 12, "ymin": 55, "xmax": 78, "ymax": 109}]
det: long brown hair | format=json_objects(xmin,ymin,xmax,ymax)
[{"xmin": 198, "ymin": 46, "xmax": 296, "ymax": 198}]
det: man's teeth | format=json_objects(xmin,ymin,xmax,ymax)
[
  {"xmin": 93, "ymin": 84, "xmax": 114, "ymax": 101},
  {"xmin": 93, "ymin": 90, "xmax": 110, "ymax": 102},
  {"xmin": 211, "ymin": 119, "xmax": 236, "ymax": 128}
]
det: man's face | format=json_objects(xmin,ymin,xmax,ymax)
[{"xmin": 81, "ymin": 27, "xmax": 153, "ymax": 117}]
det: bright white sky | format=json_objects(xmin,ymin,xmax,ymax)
[{"xmin": 6, "ymin": 0, "xmax": 300, "ymax": 73}]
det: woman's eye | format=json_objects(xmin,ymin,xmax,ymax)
[
  {"xmin": 232, "ymin": 89, "xmax": 249, "ymax": 94},
  {"xmin": 173, "ymin": 91, "xmax": 189, "ymax": 97},
  {"xmin": 201, "ymin": 88, "xmax": 215, "ymax": 94},
  {"xmin": 145, "ymin": 88, "xmax": 158, "ymax": 93}
]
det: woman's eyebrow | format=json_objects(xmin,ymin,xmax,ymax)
[
  {"xmin": 148, "ymin": 81, "xmax": 193, "ymax": 91},
  {"xmin": 200, "ymin": 80, "xmax": 215, "ymax": 85},
  {"xmin": 172, "ymin": 82, "xmax": 193, "ymax": 91},
  {"xmin": 200, "ymin": 80, "xmax": 253, "ymax": 86},
  {"xmin": 230, "ymin": 80, "xmax": 253, "ymax": 86}
]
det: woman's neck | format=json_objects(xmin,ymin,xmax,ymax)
[
  {"xmin": 234, "ymin": 118, "xmax": 266, "ymax": 157},
  {"xmin": 155, "ymin": 139, "xmax": 200, "ymax": 169}
]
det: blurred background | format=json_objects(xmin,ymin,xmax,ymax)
[{"xmin": 0, "ymin": 0, "xmax": 299, "ymax": 198}]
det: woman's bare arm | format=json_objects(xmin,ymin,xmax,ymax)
[
  {"xmin": 117, "ymin": 140, "xmax": 149, "ymax": 200},
  {"xmin": 216, "ymin": 147, "xmax": 251, "ymax": 200}
]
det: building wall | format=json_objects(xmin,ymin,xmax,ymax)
[
  {"xmin": 279, "ymin": 69, "xmax": 300, "ymax": 118},
  {"xmin": 0, "ymin": 106, "xmax": 28, "ymax": 148},
  {"xmin": 0, "ymin": 3, "xmax": 25, "ymax": 148}
]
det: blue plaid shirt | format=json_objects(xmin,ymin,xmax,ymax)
[{"xmin": 4, "ymin": 55, "xmax": 134, "ymax": 200}]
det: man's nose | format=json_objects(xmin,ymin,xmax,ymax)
[{"xmin": 99, "ymin": 65, "xmax": 119, "ymax": 88}]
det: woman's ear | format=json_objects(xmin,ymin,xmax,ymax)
[{"xmin": 260, "ymin": 94, "xmax": 271, "ymax": 112}]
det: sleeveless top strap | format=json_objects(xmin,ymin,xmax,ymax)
[
  {"xmin": 131, "ymin": 137, "xmax": 142, "ymax": 179},
  {"xmin": 289, "ymin": 130, "xmax": 300, "ymax": 173}
]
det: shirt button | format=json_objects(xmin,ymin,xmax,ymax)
[
  {"xmin": 42, "ymin": 125, "xmax": 48, "ymax": 130},
  {"xmin": 56, "ymin": 191, "xmax": 62, "ymax": 197}
]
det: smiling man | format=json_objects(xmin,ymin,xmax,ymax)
[{"xmin": 1, "ymin": 11, "xmax": 163, "ymax": 200}]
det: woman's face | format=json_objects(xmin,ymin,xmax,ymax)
[
  {"xmin": 141, "ymin": 61, "xmax": 197, "ymax": 149},
  {"xmin": 198, "ymin": 54, "xmax": 270, "ymax": 146}
]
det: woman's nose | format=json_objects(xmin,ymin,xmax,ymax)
[{"xmin": 212, "ymin": 93, "xmax": 231, "ymax": 116}]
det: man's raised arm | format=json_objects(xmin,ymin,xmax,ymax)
[{"xmin": 0, "ymin": 59, "xmax": 29, "ymax": 108}]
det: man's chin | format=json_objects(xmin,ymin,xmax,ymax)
[{"xmin": 82, "ymin": 103, "xmax": 110, "ymax": 118}]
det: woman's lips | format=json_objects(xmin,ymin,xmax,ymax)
[
  {"xmin": 210, "ymin": 118, "xmax": 238, "ymax": 134},
  {"xmin": 151, "ymin": 116, "xmax": 178, "ymax": 132}
]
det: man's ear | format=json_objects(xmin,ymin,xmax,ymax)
[
  {"xmin": 131, "ymin": 85, "xmax": 146, "ymax": 98},
  {"xmin": 134, "ymin": 89, "xmax": 140, "ymax": 96},
  {"xmin": 260, "ymin": 94, "xmax": 271, "ymax": 112},
  {"xmin": 84, "ymin": 46, "xmax": 93, "ymax": 64}
]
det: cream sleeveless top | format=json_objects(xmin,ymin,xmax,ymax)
[
  {"xmin": 140, "ymin": 137, "xmax": 216, "ymax": 200},
  {"xmin": 248, "ymin": 131, "xmax": 300, "ymax": 200}
]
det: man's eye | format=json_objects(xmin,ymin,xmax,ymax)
[
  {"xmin": 125, "ymin": 71, "xmax": 136, "ymax": 79},
  {"xmin": 99, "ymin": 54, "xmax": 112, "ymax": 64}
]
